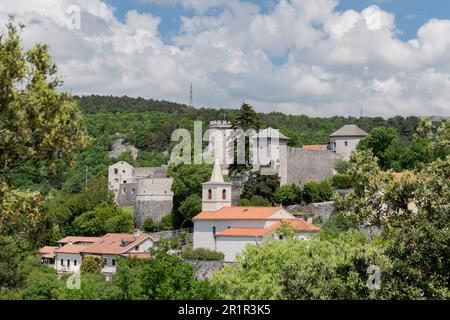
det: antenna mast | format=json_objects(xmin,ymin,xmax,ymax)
[{"xmin": 189, "ymin": 82, "xmax": 193, "ymax": 107}]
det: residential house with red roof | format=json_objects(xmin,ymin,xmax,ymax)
[
  {"xmin": 192, "ymin": 159, "xmax": 320, "ymax": 262},
  {"xmin": 39, "ymin": 231, "xmax": 154, "ymax": 280}
]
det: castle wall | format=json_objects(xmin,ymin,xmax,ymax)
[
  {"xmin": 134, "ymin": 198, "xmax": 173, "ymax": 228},
  {"xmin": 116, "ymin": 183, "xmax": 137, "ymax": 207},
  {"xmin": 133, "ymin": 178, "xmax": 174, "ymax": 228},
  {"xmin": 286, "ymin": 147, "xmax": 342, "ymax": 186}
]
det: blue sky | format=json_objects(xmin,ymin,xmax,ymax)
[
  {"xmin": 106, "ymin": 0, "xmax": 450, "ymax": 42},
  {"xmin": 3, "ymin": 0, "xmax": 449, "ymax": 117}
]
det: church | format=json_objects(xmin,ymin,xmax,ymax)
[{"xmin": 192, "ymin": 159, "xmax": 320, "ymax": 262}]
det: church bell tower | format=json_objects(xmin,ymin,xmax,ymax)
[{"xmin": 202, "ymin": 158, "xmax": 232, "ymax": 212}]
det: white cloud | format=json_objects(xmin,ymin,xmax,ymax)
[{"xmin": 1, "ymin": 0, "xmax": 449, "ymax": 117}]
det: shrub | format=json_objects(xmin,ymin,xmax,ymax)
[
  {"xmin": 318, "ymin": 180, "xmax": 333, "ymax": 201},
  {"xmin": 335, "ymin": 160, "xmax": 352, "ymax": 174},
  {"xmin": 331, "ymin": 174, "xmax": 352, "ymax": 189},
  {"xmin": 274, "ymin": 185, "xmax": 298, "ymax": 206},
  {"xmin": 239, "ymin": 195, "xmax": 272, "ymax": 207},
  {"xmin": 143, "ymin": 215, "xmax": 173, "ymax": 233},
  {"xmin": 301, "ymin": 182, "xmax": 320, "ymax": 203},
  {"xmin": 182, "ymin": 248, "xmax": 224, "ymax": 261}
]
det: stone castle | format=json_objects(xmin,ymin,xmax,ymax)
[
  {"xmin": 108, "ymin": 122, "xmax": 367, "ymax": 228},
  {"xmin": 108, "ymin": 161, "xmax": 173, "ymax": 228},
  {"xmin": 206, "ymin": 121, "xmax": 368, "ymax": 187}
]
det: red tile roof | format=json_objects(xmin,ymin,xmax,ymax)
[
  {"xmin": 216, "ymin": 218, "xmax": 320, "ymax": 237},
  {"xmin": 302, "ymin": 145, "xmax": 327, "ymax": 150},
  {"xmin": 193, "ymin": 206, "xmax": 283, "ymax": 221},
  {"xmin": 39, "ymin": 246, "xmax": 57, "ymax": 258},
  {"xmin": 57, "ymin": 236, "xmax": 101, "ymax": 244},
  {"xmin": 216, "ymin": 228, "xmax": 270, "ymax": 237},
  {"xmin": 54, "ymin": 244, "xmax": 88, "ymax": 254},
  {"xmin": 81, "ymin": 233, "xmax": 150, "ymax": 255}
]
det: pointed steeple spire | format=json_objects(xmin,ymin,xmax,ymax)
[{"xmin": 210, "ymin": 158, "xmax": 224, "ymax": 182}]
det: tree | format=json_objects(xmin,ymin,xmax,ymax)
[
  {"xmin": 73, "ymin": 205, "xmax": 132, "ymax": 236},
  {"xmin": 335, "ymin": 124, "xmax": 450, "ymax": 299},
  {"xmin": 0, "ymin": 19, "xmax": 89, "ymax": 179},
  {"xmin": 58, "ymin": 274, "xmax": 122, "ymax": 300},
  {"xmin": 171, "ymin": 164, "xmax": 212, "ymax": 228},
  {"xmin": 239, "ymin": 195, "xmax": 272, "ymax": 207},
  {"xmin": 178, "ymin": 194, "xmax": 202, "ymax": 227},
  {"xmin": 114, "ymin": 249, "xmax": 217, "ymax": 300},
  {"xmin": 334, "ymin": 160, "xmax": 352, "ymax": 174},
  {"xmin": 212, "ymin": 231, "xmax": 386, "ymax": 300},
  {"xmin": 228, "ymin": 103, "xmax": 263, "ymax": 175},
  {"xmin": 240, "ymin": 171, "xmax": 279, "ymax": 204},
  {"xmin": 301, "ymin": 180, "xmax": 334, "ymax": 203},
  {"xmin": 331, "ymin": 174, "xmax": 352, "ymax": 189},
  {"xmin": 357, "ymin": 126, "xmax": 401, "ymax": 170},
  {"xmin": 400, "ymin": 136, "xmax": 431, "ymax": 169},
  {"xmin": 274, "ymin": 185, "xmax": 298, "ymax": 206},
  {"xmin": 22, "ymin": 268, "xmax": 62, "ymax": 300}
]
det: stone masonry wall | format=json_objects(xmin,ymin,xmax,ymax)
[
  {"xmin": 134, "ymin": 199, "xmax": 173, "ymax": 228},
  {"xmin": 286, "ymin": 147, "xmax": 342, "ymax": 187},
  {"xmin": 183, "ymin": 259, "xmax": 237, "ymax": 280},
  {"xmin": 116, "ymin": 183, "xmax": 137, "ymax": 207},
  {"xmin": 287, "ymin": 201, "xmax": 335, "ymax": 222}
]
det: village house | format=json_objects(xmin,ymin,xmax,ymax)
[
  {"xmin": 192, "ymin": 158, "xmax": 320, "ymax": 262},
  {"xmin": 39, "ymin": 231, "xmax": 154, "ymax": 281}
]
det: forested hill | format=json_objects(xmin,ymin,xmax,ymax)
[{"xmin": 75, "ymin": 94, "xmax": 423, "ymax": 147}]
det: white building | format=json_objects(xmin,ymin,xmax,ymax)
[
  {"xmin": 250, "ymin": 127, "xmax": 289, "ymax": 185},
  {"xmin": 328, "ymin": 125, "xmax": 368, "ymax": 160},
  {"xmin": 192, "ymin": 159, "xmax": 320, "ymax": 262},
  {"xmin": 41, "ymin": 232, "xmax": 154, "ymax": 281}
]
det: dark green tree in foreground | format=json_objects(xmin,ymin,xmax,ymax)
[
  {"xmin": 357, "ymin": 126, "xmax": 401, "ymax": 170},
  {"xmin": 0, "ymin": 19, "xmax": 88, "ymax": 290},
  {"xmin": 228, "ymin": 103, "xmax": 264, "ymax": 175}
]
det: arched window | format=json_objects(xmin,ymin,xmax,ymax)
[
  {"xmin": 222, "ymin": 189, "xmax": 227, "ymax": 200},
  {"xmin": 208, "ymin": 189, "xmax": 212, "ymax": 200},
  {"xmin": 212, "ymin": 226, "xmax": 216, "ymax": 236}
]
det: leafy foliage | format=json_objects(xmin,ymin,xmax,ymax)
[
  {"xmin": 182, "ymin": 248, "xmax": 225, "ymax": 261},
  {"xmin": 212, "ymin": 231, "xmax": 386, "ymax": 299},
  {"xmin": 240, "ymin": 172, "xmax": 280, "ymax": 204},
  {"xmin": 331, "ymin": 174, "xmax": 352, "ymax": 189}
]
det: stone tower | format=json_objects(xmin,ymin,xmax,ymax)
[{"xmin": 202, "ymin": 158, "xmax": 232, "ymax": 212}]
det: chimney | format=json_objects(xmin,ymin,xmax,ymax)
[{"xmin": 133, "ymin": 229, "xmax": 141, "ymax": 238}]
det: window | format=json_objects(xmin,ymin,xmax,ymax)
[
  {"xmin": 114, "ymin": 168, "xmax": 118, "ymax": 174},
  {"xmin": 131, "ymin": 188, "xmax": 135, "ymax": 194},
  {"xmin": 334, "ymin": 142, "xmax": 336, "ymax": 148},
  {"xmin": 74, "ymin": 260, "xmax": 77, "ymax": 266},
  {"xmin": 112, "ymin": 259, "xmax": 116, "ymax": 266},
  {"xmin": 135, "ymin": 245, "xmax": 139, "ymax": 251},
  {"xmin": 212, "ymin": 226, "xmax": 216, "ymax": 236},
  {"xmin": 114, "ymin": 178, "xmax": 118, "ymax": 183},
  {"xmin": 345, "ymin": 141, "xmax": 348, "ymax": 147},
  {"xmin": 222, "ymin": 189, "xmax": 227, "ymax": 200},
  {"xmin": 122, "ymin": 170, "xmax": 126, "ymax": 173},
  {"xmin": 67, "ymin": 259, "xmax": 71, "ymax": 267},
  {"xmin": 123, "ymin": 188, "xmax": 126, "ymax": 193},
  {"xmin": 208, "ymin": 189, "xmax": 212, "ymax": 200},
  {"xmin": 279, "ymin": 235, "xmax": 284, "ymax": 240},
  {"xmin": 61, "ymin": 259, "xmax": 64, "ymax": 266},
  {"xmin": 123, "ymin": 180, "xmax": 127, "ymax": 184}
]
